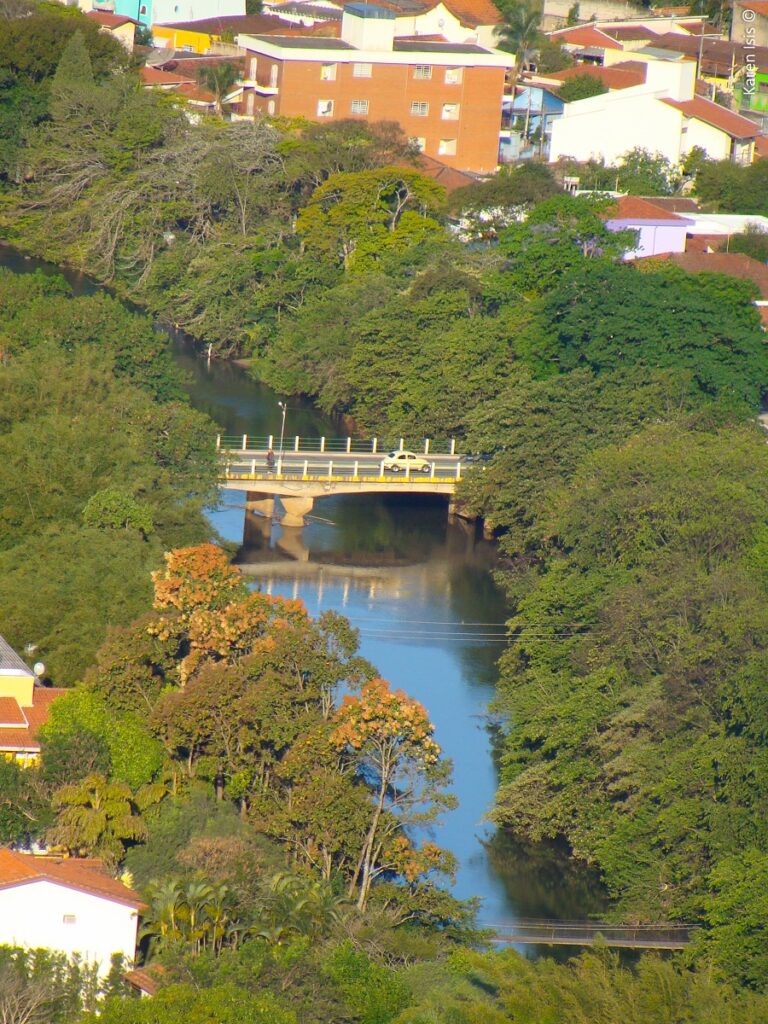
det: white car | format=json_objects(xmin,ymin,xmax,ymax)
[{"xmin": 382, "ymin": 450, "xmax": 432, "ymax": 473}]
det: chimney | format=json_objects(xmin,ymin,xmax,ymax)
[{"xmin": 341, "ymin": 3, "xmax": 396, "ymax": 51}]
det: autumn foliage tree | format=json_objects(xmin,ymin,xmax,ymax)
[
  {"xmin": 332, "ymin": 679, "xmax": 455, "ymax": 910},
  {"xmin": 87, "ymin": 544, "xmax": 453, "ymax": 905}
]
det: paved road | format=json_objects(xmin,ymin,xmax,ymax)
[{"xmin": 223, "ymin": 451, "xmax": 463, "ymax": 479}]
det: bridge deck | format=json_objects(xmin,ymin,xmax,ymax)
[{"xmin": 490, "ymin": 921, "xmax": 694, "ymax": 950}]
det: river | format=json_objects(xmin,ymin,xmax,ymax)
[{"xmin": 0, "ymin": 244, "xmax": 607, "ymax": 932}]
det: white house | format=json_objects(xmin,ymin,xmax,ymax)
[
  {"xmin": 549, "ymin": 58, "xmax": 760, "ymax": 166},
  {"xmin": 0, "ymin": 849, "xmax": 145, "ymax": 978},
  {"xmin": 603, "ymin": 194, "xmax": 693, "ymax": 258}
]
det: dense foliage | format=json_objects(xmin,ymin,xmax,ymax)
[
  {"xmin": 0, "ymin": 271, "xmax": 217, "ymax": 682},
  {"xmin": 3, "ymin": 9, "xmax": 768, "ymax": 1017}
]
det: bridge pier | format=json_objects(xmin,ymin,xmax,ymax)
[
  {"xmin": 245, "ymin": 491, "xmax": 276, "ymax": 519},
  {"xmin": 448, "ymin": 498, "xmax": 477, "ymax": 523},
  {"xmin": 279, "ymin": 495, "xmax": 315, "ymax": 528}
]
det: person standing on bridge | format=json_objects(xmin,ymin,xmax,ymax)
[{"xmin": 266, "ymin": 448, "xmax": 275, "ymax": 471}]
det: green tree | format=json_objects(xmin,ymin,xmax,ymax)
[
  {"xmin": 87, "ymin": 984, "xmax": 296, "ymax": 1024},
  {"xmin": 534, "ymin": 40, "xmax": 574, "ymax": 73},
  {"xmin": 82, "ymin": 489, "xmax": 154, "ymax": 537},
  {"xmin": 730, "ymin": 223, "xmax": 768, "ymax": 262},
  {"xmin": 525, "ymin": 261, "xmax": 767, "ymax": 402},
  {"xmin": 196, "ymin": 61, "xmax": 240, "ymax": 117},
  {"xmin": 47, "ymin": 772, "xmax": 156, "ymax": 867},
  {"xmin": 494, "ymin": 0, "xmax": 545, "ymax": 83},
  {"xmin": 296, "ymin": 167, "xmax": 445, "ymax": 270},
  {"xmin": 556, "ymin": 73, "xmax": 607, "ymax": 102}
]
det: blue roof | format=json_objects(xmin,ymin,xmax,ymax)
[{"xmin": 344, "ymin": 2, "xmax": 397, "ymax": 20}]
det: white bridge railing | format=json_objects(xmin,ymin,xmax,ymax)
[
  {"xmin": 216, "ymin": 434, "xmax": 458, "ymax": 456},
  {"xmin": 222, "ymin": 460, "xmax": 463, "ymax": 482}
]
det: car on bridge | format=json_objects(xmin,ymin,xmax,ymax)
[{"xmin": 382, "ymin": 450, "xmax": 432, "ymax": 473}]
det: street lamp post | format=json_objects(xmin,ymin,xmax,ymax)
[{"xmin": 277, "ymin": 401, "xmax": 287, "ymax": 473}]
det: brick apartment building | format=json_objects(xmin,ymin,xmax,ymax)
[{"xmin": 235, "ymin": 2, "xmax": 512, "ymax": 173}]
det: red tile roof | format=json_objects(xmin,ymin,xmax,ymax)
[
  {"xmin": 605, "ymin": 195, "xmax": 690, "ymax": 222},
  {"xmin": 0, "ymin": 698, "xmax": 27, "ymax": 727},
  {"xmin": 442, "ymin": 0, "xmax": 503, "ymax": 27},
  {"xmin": 125, "ymin": 966, "xmax": 166, "ymax": 996},
  {"xmin": 412, "ymin": 153, "xmax": 475, "ymax": 192},
  {"xmin": 601, "ymin": 25, "xmax": 658, "ymax": 41},
  {"xmin": 549, "ymin": 62, "xmax": 645, "ymax": 90},
  {"xmin": 755, "ymin": 136, "xmax": 768, "ymax": 158},
  {"xmin": 647, "ymin": 251, "xmax": 768, "ymax": 300},
  {"xmin": 0, "ymin": 686, "xmax": 66, "ymax": 752},
  {"xmin": 156, "ymin": 12, "xmax": 301, "ymax": 32},
  {"xmin": 661, "ymin": 97, "xmax": 761, "ymax": 139},
  {"xmin": 549, "ymin": 25, "xmax": 623, "ymax": 49},
  {"xmin": 86, "ymin": 11, "xmax": 136, "ymax": 28},
  {"xmin": 735, "ymin": 0, "xmax": 768, "ymax": 13},
  {"xmin": 140, "ymin": 66, "xmax": 194, "ymax": 86},
  {"xmin": 174, "ymin": 82, "xmax": 217, "ymax": 104},
  {"xmin": 0, "ymin": 849, "xmax": 146, "ymax": 909}
]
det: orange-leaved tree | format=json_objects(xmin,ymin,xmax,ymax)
[{"xmin": 331, "ymin": 678, "xmax": 455, "ymax": 910}]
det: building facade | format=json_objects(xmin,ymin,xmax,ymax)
[
  {"xmin": 0, "ymin": 850, "xmax": 144, "ymax": 978},
  {"xmin": 0, "ymin": 636, "xmax": 65, "ymax": 766},
  {"xmin": 549, "ymin": 59, "xmax": 760, "ymax": 166},
  {"xmin": 236, "ymin": 3, "xmax": 511, "ymax": 173}
]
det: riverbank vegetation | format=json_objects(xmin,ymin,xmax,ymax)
[
  {"xmin": 4, "ymin": 7, "xmax": 768, "ymax": 1016},
  {"xmin": 0, "ymin": 269, "xmax": 217, "ymax": 682}
]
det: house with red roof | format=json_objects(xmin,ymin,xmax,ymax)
[
  {"xmin": 0, "ymin": 849, "xmax": 145, "ymax": 977},
  {"xmin": 603, "ymin": 195, "xmax": 693, "ymax": 258},
  {"xmin": 0, "ymin": 636, "xmax": 65, "ymax": 766},
  {"xmin": 549, "ymin": 54, "xmax": 762, "ymax": 167},
  {"xmin": 86, "ymin": 11, "xmax": 137, "ymax": 52}
]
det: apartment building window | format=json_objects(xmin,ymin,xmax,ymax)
[
  {"xmin": 247, "ymin": 93, "xmax": 255, "ymax": 114},
  {"xmin": 438, "ymin": 138, "xmax": 457, "ymax": 156},
  {"xmin": 267, "ymin": 99, "xmax": 276, "ymax": 115},
  {"xmin": 350, "ymin": 99, "xmax": 370, "ymax": 115},
  {"xmin": 410, "ymin": 100, "xmax": 429, "ymax": 116},
  {"xmin": 409, "ymin": 136, "xmax": 426, "ymax": 151},
  {"xmin": 321, "ymin": 63, "xmax": 337, "ymax": 81},
  {"xmin": 442, "ymin": 102, "xmax": 459, "ymax": 120},
  {"xmin": 445, "ymin": 67, "xmax": 463, "ymax": 84},
  {"xmin": 317, "ymin": 99, "xmax": 334, "ymax": 117},
  {"xmin": 413, "ymin": 65, "xmax": 432, "ymax": 80},
  {"xmin": 248, "ymin": 57, "xmax": 257, "ymax": 80},
  {"xmin": 353, "ymin": 62, "xmax": 372, "ymax": 77},
  {"xmin": 270, "ymin": 64, "xmax": 278, "ymax": 88}
]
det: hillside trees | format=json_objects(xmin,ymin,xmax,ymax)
[
  {"xmin": 490, "ymin": 423, "xmax": 768, "ymax": 984},
  {"xmin": 0, "ymin": 278, "xmax": 216, "ymax": 682}
]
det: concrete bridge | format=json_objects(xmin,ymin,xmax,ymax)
[
  {"xmin": 491, "ymin": 920, "xmax": 695, "ymax": 950},
  {"xmin": 217, "ymin": 435, "xmax": 468, "ymax": 527}
]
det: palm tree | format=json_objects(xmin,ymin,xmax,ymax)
[
  {"xmin": 196, "ymin": 62, "xmax": 240, "ymax": 118},
  {"xmin": 47, "ymin": 773, "xmax": 148, "ymax": 869},
  {"xmin": 495, "ymin": 0, "xmax": 546, "ymax": 85}
]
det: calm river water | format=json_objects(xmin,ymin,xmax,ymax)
[{"xmin": 0, "ymin": 244, "xmax": 607, "ymax": 930}]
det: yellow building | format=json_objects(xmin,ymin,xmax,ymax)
[{"xmin": 0, "ymin": 636, "xmax": 65, "ymax": 766}]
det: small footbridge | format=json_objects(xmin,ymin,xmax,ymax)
[
  {"xmin": 217, "ymin": 434, "xmax": 469, "ymax": 527},
  {"xmin": 490, "ymin": 920, "xmax": 695, "ymax": 950}
]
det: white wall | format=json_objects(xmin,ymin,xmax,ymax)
[
  {"xmin": 151, "ymin": 0, "xmax": 244, "ymax": 26},
  {"xmin": 0, "ymin": 880, "xmax": 139, "ymax": 978},
  {"xmin": 393, "ymin": 4, "xmax": 499, "ymax": 46},
  {"xmin": 682, "ymin": 117, "xmax": 731, "ymax": 161},
  {"xmin": 549, "ymin": 88, "xmax": 684, "ymax": 164}
]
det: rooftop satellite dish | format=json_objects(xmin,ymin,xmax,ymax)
[{"xmin": 33, "ymin": 662, "xmax": 46, "ymax": 678}]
